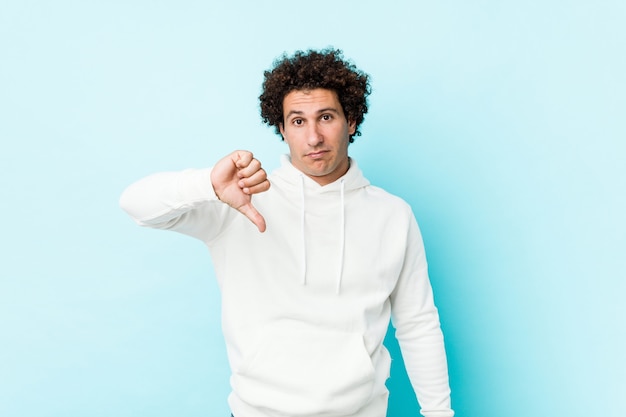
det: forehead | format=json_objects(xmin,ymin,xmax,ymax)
[{"xmin": 282, "ymin": 88, "xmax": 342, "ymax": 114}]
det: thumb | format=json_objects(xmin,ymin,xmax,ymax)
[{"xmin": 238, "ymin": 202, "xmax": 267, "ymax": 233}]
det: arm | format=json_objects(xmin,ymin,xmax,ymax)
[
  {"xmin": 119, "ymin": 150, "xmax": 270, "ymax": 241},
  {"xmin": 390, "ymin": 215, "xmax": 454, "ymax": 417},
  {"xmin": 119, "ymin": 167, "xmax": 228, "ymax": 241}
]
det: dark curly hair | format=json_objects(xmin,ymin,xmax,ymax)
[{"xmin": 259, "ymin": 48, "xmax": 371, "ymax": 143}]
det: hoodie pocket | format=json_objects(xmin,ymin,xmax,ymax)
[{"xmin": 231, "ymin": 321, "xmax": 376, "ymax": 416}]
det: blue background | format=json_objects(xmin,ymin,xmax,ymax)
[{"xmin": 1, "ymin": 1, "xmax": 624, "ymax": 416}]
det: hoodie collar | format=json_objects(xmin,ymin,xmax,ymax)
[{"xmin": 273, "ymin": 154, "xmax": 370, "ymax": 193}]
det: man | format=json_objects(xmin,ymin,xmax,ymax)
[{"xmin": 120, "ymin": 48, "xmax": 454, "ymax": 417}]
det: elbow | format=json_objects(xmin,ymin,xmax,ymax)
[
  {"xmin": 118, "ymin": 186, "xmax": 134, "ymax": 216},
  {"xmin": 118, "ymin": 184, "xmax": 145, "ymax": 225}
]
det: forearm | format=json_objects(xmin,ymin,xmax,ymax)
[
  {"xmin": 119, "ymin": 168, "xmax": 231, "ymax": 240},
  {"xmin": 394, "ymin": 308, "xmax": 453, "ymax": 417}
]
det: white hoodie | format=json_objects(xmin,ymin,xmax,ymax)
[{"xmin": 120, "ymin": 155, "xmax": 453, "ymax": 417}]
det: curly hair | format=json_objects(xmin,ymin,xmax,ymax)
[{"xmin": 259, "ymin": 48, "xmax": 371, "ymax": 143}]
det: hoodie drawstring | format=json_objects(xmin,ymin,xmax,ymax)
[
  {"xmin": 336, "ymin": 179, "xmax": 345, "ymax": 294},
  {"xmin": 299, "ymin": 176, "xmax": 346, "ymax": 294},
  {"xmin": 300, "ymin": 175, "xmax": 307, "ymax": 285}
]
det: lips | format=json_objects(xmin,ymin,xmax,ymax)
[{"xmin": 306, "ymin": 150, "xmax": 329, "ymax": 159}]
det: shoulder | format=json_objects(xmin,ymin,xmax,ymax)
[
  {"xmin": 361, "ymin": 184, "xmax": 414, "ymax": 214},
  {"xmin": 352, "ymin": 184, "xmax": 418, "ymax": 232}
]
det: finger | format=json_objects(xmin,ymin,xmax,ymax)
[
  {"xmin": 242, "ymin": 179, "xmax": 271, "ymax": 195},
  {"xmin": 238, "ymin": 167, "xmax": 267, "ymax": 188},
  {"xmin": 233, "ymin": 151, "xmax": 254, "ymax": 169},
  {"xmin": 237, "ymin": 158, "xmax": 262, "ymax": 178},
  {"xmin": 238, "ymin": 203, "xmax": 267, "ymax": 233}
]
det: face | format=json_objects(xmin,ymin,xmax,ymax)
[{"xmin": 279, "ymin": 88, "xmax": 356, "ymax": 186}]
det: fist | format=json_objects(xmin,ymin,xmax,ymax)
[{"xmin": 210, "ymin": 150, "xmax": 270, "ymax": 232}]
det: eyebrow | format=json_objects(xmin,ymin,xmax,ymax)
[{"xmin": 285, "ymin": 107, "xmax": 342, "ymax": 119}]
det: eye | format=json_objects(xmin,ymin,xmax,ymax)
[
  {"xmin": 321, "ymin": 114, "xmax": 333, "ymax": 121},
  {"xmin": 292, "ymin": 118, "xmax": 304, "ymax": 126}
]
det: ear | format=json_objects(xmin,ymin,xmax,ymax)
[
  {"xmin": 280, "ymin": 122, "xmax": 292, "ymax": 143},
  {"xmin": 348, "ymin": 119, "xmax": 356, "ymax": 135}
]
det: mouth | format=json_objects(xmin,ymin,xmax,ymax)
[{"xmin": 306, "ymin": 150, "xmax": 329, "ymax": 159}]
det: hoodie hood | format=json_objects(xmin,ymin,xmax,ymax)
[
  {"xmin": 270, "ymin": 154, "xmax": 370, "ymax": 294},
  {"xmin": 271, "ymin": 154, "xmax": 370, "ymax": 193}
]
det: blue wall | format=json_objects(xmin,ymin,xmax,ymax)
[{"xmin": 1, "ymin": 1, "xmax": 624, "ymax": 416}]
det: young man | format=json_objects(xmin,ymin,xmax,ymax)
[{"xmin": 120, "ymin": 48, "xmax": 454, "ymax": 417}]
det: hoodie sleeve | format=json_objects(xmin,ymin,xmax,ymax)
[
  {"xmin": 119, "ymin": 168, "xmax": 236, "ymax": 242},
  {"xmin": 390, "ymin": 214, "xmax": 454, "ymax": 417}
]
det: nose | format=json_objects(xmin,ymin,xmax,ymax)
[{"xmin": 306, "ymin": 123, "xmax": 323, "ymax": 147}]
